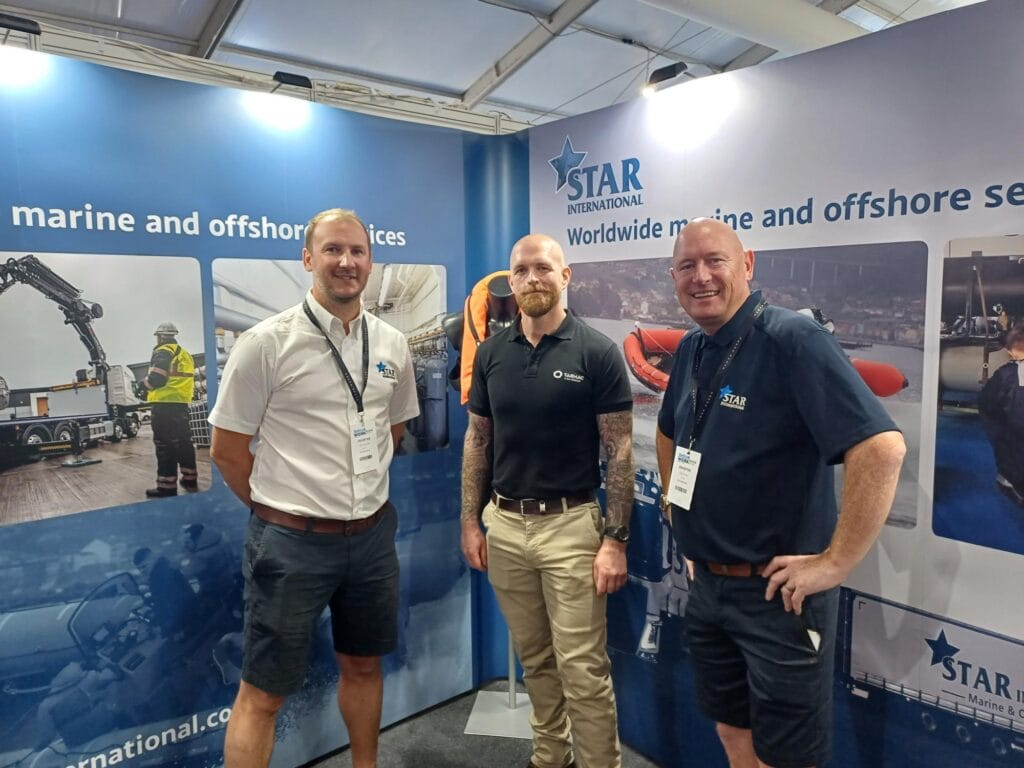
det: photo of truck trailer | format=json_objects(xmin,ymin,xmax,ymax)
[{"xmin": 0, "ymin": 255, "xmax": 141, "ymax": 464}]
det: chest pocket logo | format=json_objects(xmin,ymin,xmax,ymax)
[
  {"xmin": 376, "ymin": 361, "xmax": 397, "ymax": 380},
  {"xmin": 553, "ymin": 370, "xmax": 584, "ymax": 383},
  {"xmin": 719, "ymin": 384, "xmax": 747, "ymax": 411}
]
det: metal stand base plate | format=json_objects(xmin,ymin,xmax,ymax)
[{"xmin": 464, "ymin": 689, "xmax": 533, "ymax": 739}]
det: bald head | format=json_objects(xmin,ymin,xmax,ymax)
[
  {"xmin": 674, "ymin": 218, "xmax": 746, "ymax": 261},
  {"xmin": 670, "ymin": 218, "xmax": 754, "ymax": 334},
  {"xmin": 510, "ymin": 233, "xmax": 566, "ymax": 269}
]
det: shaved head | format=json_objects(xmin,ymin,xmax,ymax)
[{"xmin": 510, "ymin": 233, "xmax": 566, "ymax": 269}]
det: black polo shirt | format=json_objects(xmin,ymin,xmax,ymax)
[
  {"xmin": 657, "ymin": 291, "xmax": 898, "ymax": 564},
  {"xmin": 469, "ymin": 311, "xmax": 632, "ymax": 499}
]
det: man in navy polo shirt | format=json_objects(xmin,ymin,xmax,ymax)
[
  {"xmin": 461, "ymin": 233, "xmax": 635, "ymax": 768},
  {"xmin": 656, "ymin": 219, "xmax": 906, "ymax": 768}
]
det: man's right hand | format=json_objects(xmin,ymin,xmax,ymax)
[{"xmin": 461, "ymin": 519, "xmax": 488, "ymax": 571}]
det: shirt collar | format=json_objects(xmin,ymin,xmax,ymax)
[
  {"xmin": 702, "ymin": 290, "xmax": 764, "ymax": 348},
  {"xmin": 305, "ymin": 290, "xmax": 364, "ymax": 337},
  {"xmin": 509, "ymin": 309, "xmax": 577, "ymax": 342}
]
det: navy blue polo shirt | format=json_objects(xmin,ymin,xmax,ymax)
[
  {"xmin": 469, "ymin": 311, "xmax": 632, "ymax": 499},
  {"xmin": 657, "ymin": 291, "xmax": 898, "ymax": 564}
]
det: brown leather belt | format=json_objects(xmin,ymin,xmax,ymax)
[
  {"xmin": 251, "ymin": 501, "xmax": 387, "ymax": 535},
  {"xmin": 701, "ymin": 561, "xmax": 766, "ymax": 578},
  {"xmin": 491, "ymin": 491, "xmax": 595, "ymax": 516}
]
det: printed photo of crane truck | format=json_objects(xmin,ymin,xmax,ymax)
[{"xmin": 0, "ymin": 252, "xmax": 208, "ymax": 525}]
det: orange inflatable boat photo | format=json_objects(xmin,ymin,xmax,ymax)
[{"xmin": 623, "ymin": 325, "xmax": 908, "ymax": 398}]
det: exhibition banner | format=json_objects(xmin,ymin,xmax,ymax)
[
  {"xmin": 0, "ymin": 52, "xmax": 470, "ymax": 767},
  {"xmin": 528, "ymin": 1, "xmax": 1024, "ymax": 765}
]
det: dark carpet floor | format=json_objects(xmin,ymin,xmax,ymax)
[{"xmin": 309, "ymin": 683, "xmax": 661, "ymax": 768}]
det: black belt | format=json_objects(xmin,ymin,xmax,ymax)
[
  {"xmin": 490, "ymin": 491, "xmax": 595, "ymax": 516},
  {"xmin": 252, "ymin": 501, "xmax": 386, "ymax": 535},
  {"xmin": 699, "ymin": 561, "xmax": 766, "ymax": 578}
]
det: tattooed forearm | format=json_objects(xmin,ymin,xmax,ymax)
[
  {"xmin": 598, "ymin": 410, "xmax": 634, "ymax": 529},
  {"xmin": 461, "ymin": 412, "xmax": 494, "ymax": 522}
]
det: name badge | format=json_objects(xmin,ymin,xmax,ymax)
[
  {"xmin": 350, "ymin": 417, "xmax": 380, "ymax": 475},
  {"xmin": 667, "ymin": 446, "xmax": 701, "ymax": 511}
]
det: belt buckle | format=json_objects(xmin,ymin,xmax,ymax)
[{"xmin": 517, "ymin": 498, "xmax": 543, "ymax": 514}]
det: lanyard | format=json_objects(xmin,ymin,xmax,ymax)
[
  {"xmin": 302, "ymin": 299, "xmax": 369, "ymax": 415},
  {"xmin": 687, "ymin": 300, "xmax": 767, "ymax": 448}
]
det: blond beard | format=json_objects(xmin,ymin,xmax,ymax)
[{"xmin": 518, "ymin": 289, "xmax": 559, "ymax": 317}]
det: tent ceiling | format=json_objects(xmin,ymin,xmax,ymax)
[{"xmin": 0, "ymin": 0, "xmax": 986, "ymax": 133}]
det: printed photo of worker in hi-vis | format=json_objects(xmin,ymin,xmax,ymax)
[
  {"xmin": 0, "ymin": 251, "xmax": 209, "ymax": 526},
  {"xmin": 136, "ymin": 321, "xmax": 199, "ymax": 498}
]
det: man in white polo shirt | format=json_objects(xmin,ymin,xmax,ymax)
[{"xmin": 209, "ymin": 208, "xmax": 419, "ymax": 768}]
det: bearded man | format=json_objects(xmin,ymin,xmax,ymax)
[{"xmin": 461, "ymin": 233, "xmax": 635, "ymax": 768}]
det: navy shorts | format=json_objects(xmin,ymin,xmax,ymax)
[
  {"xmin": 686, "ymin": 565, "xmax": 839, "ymax": 768},
  {"xmin": 240, "ymin": 503, "xmax": 399, "ymax": 696}
]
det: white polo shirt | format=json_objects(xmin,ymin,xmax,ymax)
[{"xmin": 209, "ymin": 292, "xmax": 420, "ymax": 520}]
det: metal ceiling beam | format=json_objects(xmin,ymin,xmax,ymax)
[
  {"xmin": 0, "ymin": 3, "xmax": 193, "ymax": 48},
  {"xmin": 219, "ymin": 43, "xmax": 571, "ymax": 121},
  {"xmin": 194, "ymin": 0, "xmax": 245, "ymax": 59},
  {"xmin": 461, "ymin": 0, "xmax": 599, "ymax": 109},
  {"xmin": 638, "ymin": 0, "xmax": 865, "ymax": 56},
  {"xmin": 22, "ymin": 22, "xmax": 529, "ymax": 134},
  {"xmin": 220, "ymin": 43, "xmax": 465, "ymax": 100},
  {"xmin": 477, "ymin": 0, "xmax": 718, "ymax": 72}
]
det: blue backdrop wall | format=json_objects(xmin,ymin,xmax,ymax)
[{"xmin": 0, "ymin": 54, "xmax": 474, "ymax": 768}]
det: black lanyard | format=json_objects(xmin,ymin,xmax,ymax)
[
  {"xmin": 688, "ymin": 300, "xmax": 767, "ymax": 448},
  {"xmin": 302, "ymin": 299, "xmax": 369, "ymax": 415}
]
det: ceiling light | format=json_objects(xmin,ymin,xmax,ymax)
[
  {"xmin": 242, "ymin": 90, "xmax": 312, "ymax": 131},
  {"xmin": 643, "ymin": 62, "xmax": 688, "ymax": 97},
  {"xmin": 0, "ymin": 12, "xmax": 41, "ymax": 51},
  {"xmin": 271, "ymin": 70, "xmax": 313, "ymax": 93}
]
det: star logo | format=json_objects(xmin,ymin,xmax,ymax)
[
  {"xmin": 719, "ymin": 384, "xmax": 733, "ymax": 399},
  {"xmin": 925, "ymin": 629, "xmax": 960, "ymax": 666},
  {"xmin": 549, "ymin": 136, "xmax": 587, "ymax": 192},
  {"xmin": 376, "ymin": 361, "xmax": 388, "ymax": 373}
]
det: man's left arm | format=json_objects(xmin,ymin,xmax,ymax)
[
  {"xmin": 763, "ymin": 429, "xmax": 906, "ymax": 613},
  {"xmin": 594, "ymin": 410, "xmax": 634, "ymax": 595}
]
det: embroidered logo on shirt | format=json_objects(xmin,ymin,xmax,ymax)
[
  {"xmin": 376, "ymin": 361, "xmax": 397, "ymax": 380},
  {"xmin": 553, "ymin": 370, "xmax": 584, "ymax": 383},
  {"xmin": 719, "ymin": 384, "xmax": 747, "ymax": 411}
]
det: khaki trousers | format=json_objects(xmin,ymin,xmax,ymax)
[{"xmin": 484, "ymin": 499, "xmax": 622, "ymax": 768}]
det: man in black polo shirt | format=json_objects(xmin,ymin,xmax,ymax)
[
  {"xmin": 461, "ymin": 233, "xmax": 634, "ymax": 768},
  {"xmin": 656, "ymin": 218, "xmax": 906, "ymax": 768}
]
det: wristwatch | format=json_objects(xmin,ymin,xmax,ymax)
[
  {"xmin": 660, "ymin": 493, "xmax": 672, "ymax": 513},
  {"xmin": 603, "ymin": 525, "xmax": 630, "ymax": 544}
]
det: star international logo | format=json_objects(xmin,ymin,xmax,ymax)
[
  {"xmin": 376, "ymin": 360, "xmax": 396, "ymax": 380},
  {"xmin": 925, "ymin": 629, "xmax": 960, "ymax": 665},
  {"xmin": 548, "ymin": 136, "xmax": 587, "ymax": 192}
]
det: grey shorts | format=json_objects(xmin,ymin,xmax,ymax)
[{"xmin": 240, "ymin": 503, "xmax": 399, "ymax": 696}]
